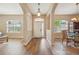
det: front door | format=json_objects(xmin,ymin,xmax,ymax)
[{"xmin": 34, "ymin": 19, "xmax": 44, "ymax": 38}]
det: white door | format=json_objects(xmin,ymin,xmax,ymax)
[{"xmin": 34, "ymin": 19, "xmax": 44, "ymax": 38}]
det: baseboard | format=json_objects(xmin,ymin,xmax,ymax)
[
  {"xmin": 32, "ymin": 37, "xmax": 46, "ymax": 39},
  {"xmin": 8, "ymin": 38, "xmax": 24, "ymax": 39},
  {"xmin": 23, "ymin": 38, "xmax": 33, "ymax": 46}
]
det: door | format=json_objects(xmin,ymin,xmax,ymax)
[{"xmin": 34, "ymin": 18, "xmax": 44, "ymax": 38}]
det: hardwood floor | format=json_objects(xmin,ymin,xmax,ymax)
[
  {"xmin": 0, "ymin": 39, "xmax": 30, "ymax": 55},
  {"xmin": 0, "ymin": 38, "xmax": 79, "ymax": 55},
  {"xmin": 26, "ymin": 38, "xmax": 52, "ymax": 55},
  {"xmin": 26, "ymin": 38, "xmax": 40, "ymax": 54},
  {"xmin": 51, "ymin": 40, "xmax": 79, "ymax": 55},
  {"xmin": 0, "ymin": 38, "xmax": 52, "ymax": 55}
]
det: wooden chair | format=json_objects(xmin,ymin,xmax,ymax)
[
  {"xmin": 74, "ymin": 34, "xmax": 79, "ymax": 47},
  {"xmin": 66, "ymin": 32, "xmax": 75, "ymax": 46},
  {"xmin": 62, "ymin": 30, "xmax": 68, "ymax": 43}
]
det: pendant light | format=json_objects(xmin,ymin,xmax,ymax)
[{"xmin": 37, "ymin": 3, "xmax": 41, "ymax": 16}]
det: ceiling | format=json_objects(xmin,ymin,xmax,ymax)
[
  {"xmin": 27, "ymin": 3, "xmax": 52, "ymax": 15},
  {"xmin": 0, "ymin": 3, "xmax": 23, "ymax": 15},
  {"xmin": 0, "ymin": 3, "xmax": 78, "ymax": 15},
  {"xmin": 55, "ymin": 3, "xmax": 79, "ymax": 15}
]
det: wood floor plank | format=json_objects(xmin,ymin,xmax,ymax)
[{"xmin": 0, "ymin": 38, "xmax": 79, "ymax": 55}]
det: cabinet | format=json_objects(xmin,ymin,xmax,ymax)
[{"xmin": 73, "ymin": 22, "xmax": 79, "ymax": 33}]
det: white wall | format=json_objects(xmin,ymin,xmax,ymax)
[
  {"xmin": 46, "ymin": 30, "xmax": 51, "ymax": 46},
  {"xmin": 46, "ymin": 13, "xmax": 52, "ymax": 48},
  {"xmin": 23, "ymin": 12, "xmax": 32, "ymax": 45}
]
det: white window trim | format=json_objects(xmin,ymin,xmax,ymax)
[{"xmin": 6, "ymin": 20, "xmax": 22, "ymax": 33}]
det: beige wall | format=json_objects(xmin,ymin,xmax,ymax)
[
  {"xmin": 46, "ymin": 15, "xmax": 50, "ymax": 30},
  {"xmin": 53, "ymin": 14, "xmax": 79, "ymax": 21},
  {"xmin": 0, "ymin": 15, "xmax": 24, "ymax": 39}
]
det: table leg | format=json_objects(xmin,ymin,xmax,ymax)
[{"xmin": 6, "ymin": 37, "xmax": 8, "ymax": 42}]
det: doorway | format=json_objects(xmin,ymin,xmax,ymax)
[{"xmin": 33, "ymin": 18, "xmax": 45, "ymax": 38}]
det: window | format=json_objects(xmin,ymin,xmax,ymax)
[
  {"xmin": 7, "ymin": 20, "xmax": 21, "ymax": 33},
  {"xmin": 53, "ymin": 19, "xmax": 68, "ymax": 32},
  {"xmin": 69, "ymin": 22, "xmax": 73, "ymax": 32},
  {"xmin": 60, "ymin": 20, "xmax": 68, "ymax": 30}
]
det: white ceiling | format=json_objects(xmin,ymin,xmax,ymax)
[
  {"xmin": 55, "ymin": 3, "xmax": 79, "ymax": 15},
  {"xmin": 27, "ymin": 3, "xmax": 52, "ymax": 15},
  {"xmin": 0, "ymin": 3, "xmax": 78, "ymax": 15},
  {"xmin": 0, "ymin": 3, "xmax": 23, "ymax": 15}
]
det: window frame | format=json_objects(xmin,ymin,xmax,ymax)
[{"xmin": 6, "ymin": 20, "xmax": 22, "ymax": 33}]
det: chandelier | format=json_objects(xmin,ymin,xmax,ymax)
[{"xmin": 71, "ymin": 3, "xmax": 79, "ymax": 22}]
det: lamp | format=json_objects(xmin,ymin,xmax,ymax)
[
  {"xmin": 71, "ymin": 3, "xmax": 79, "ymax": 22},
  {"xmin": 37, "ymin": 3, "xmax": 41, "ymax": 16}
]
